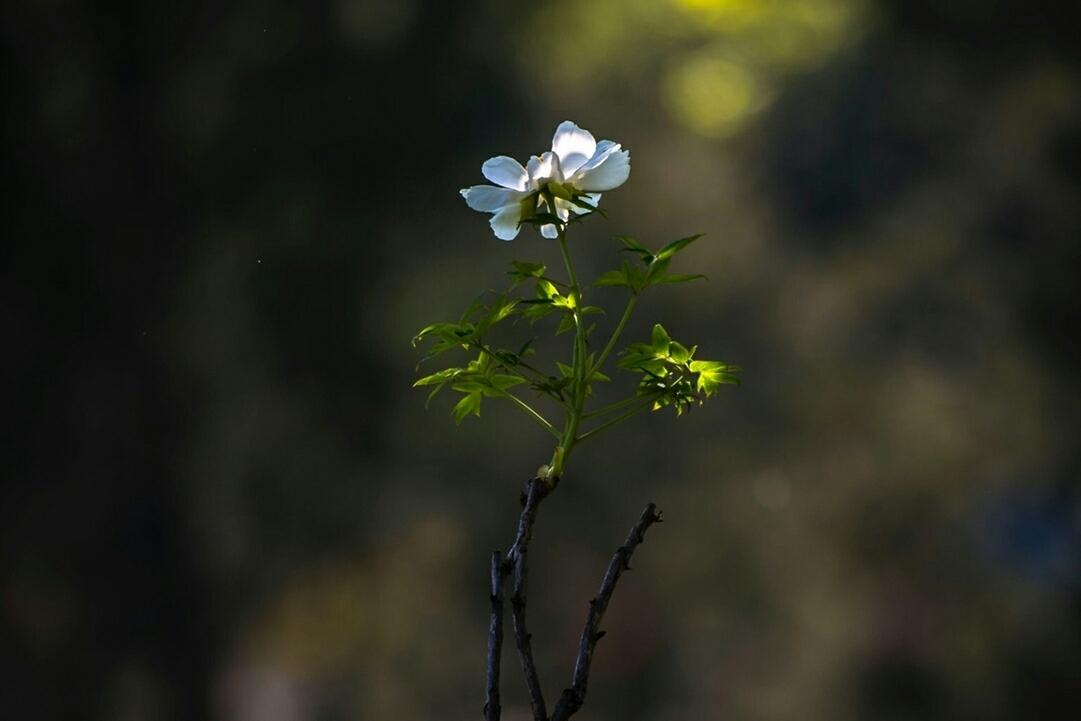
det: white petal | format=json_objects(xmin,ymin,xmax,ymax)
[
  {"xmin": 576, "ymin": 140, "xmax": 621, "ymax": 173},
  {"xmin": 481, "ymin": 156, "xmax": 530, "ymax": 191},
  {"xmin": 460, "ymin": 185, "xmax": 527, "ymax": 213},
  {"xmin": 573, "ymin": 149, "xmax": 630, "ymax": 192},
  {"xmin": 540, "ymin": 223, "xmax": 559, "ymax": 239},
  {"xmin": 551, "ymin": 121, "xmax": 596, "ymax": 176},
  {"xmin": 526, "ymin": 151, "xmax": 563, "ymax": 185},
  {"xmin": 553, "ymin": 198, "xmax": 573, "ymax": 222},
  {"xmin": 489, "ymin": 204, "xmax": 522, "ymax": 241}
]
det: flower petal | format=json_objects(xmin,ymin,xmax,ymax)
[
  {"xmin": 553, "ymin": 198, "xmax": 573, "ymax": 222},
  {"xmin": 526, "ymin": 151, "xmax": 563, "ymax": 185},
  {"xmin": 540, "ymin": 223, "xmax": 559, "ymax": 239},
  {"xmin": 460, "ymin": 185, "xmax": 527, "ymax": 213},
  {"xmin": 551, "ymin": 121, "xmax": 597, "ymax": 176},
  {"xmin": 481, "ymin": 156, "xmax": 530, "ymax": 191},
  {"xmin": 576, "ymin": 140, "xmax": 621, "ymax": 173},
  {"xmin": 489, "ymin": 204, "xmax": 522, "ymax": 241},
  {"xmin": 573, "ymin": 148, "xmax": 630, "ymax": 191}
]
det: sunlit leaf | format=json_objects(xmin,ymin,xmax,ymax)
[
  {"xmin": 654, "ymin": 234, "xmax": 703, "ymax": 261},
  {"xmin": 452, "ymin": 392, "xmax": 482, "ymax": 424}
]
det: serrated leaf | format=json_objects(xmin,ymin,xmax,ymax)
[
  {"xmin": 669, "ymin": 341, "xmax": 691, "ymax": 364},
  {"xmin": 452, "ymin": 392, "xmax": 482, "ymax": 424},
  {"xmin": 690, "ymin": 360, "xmax": 741, "ymax": 396}
]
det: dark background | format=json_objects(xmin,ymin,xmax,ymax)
[{"xmin": 3, "ymin": 1, "xmax": 1080, "ymax": 719}]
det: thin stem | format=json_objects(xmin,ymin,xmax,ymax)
[
  {"xmin": 589, "ymin": 294, "xmax": 637, "ymax": 379},
  {"xmin": 498, "ymin": 390, "xmax": 560, "ymax": 438},
  {"xmin": 550, "ymin": 504, "xmax": 664, "ymax": 721},
  {"xmin": 471, "ymin": 341, "xmax": 566, "ymax": 404},
  {"xmin": 554, "ymin": 226, "xmax": 588, "ymax": 476},
  {"xmin": 576, "ymin": 395, "xmax": 657, "ymax": 444},
  {"xmin": 485, "ymin": 551, "xmax": 505, "ymax": 721},
  {"xmin": 581, "ymin": 394, "xmax": 649, "ymax": 420}
]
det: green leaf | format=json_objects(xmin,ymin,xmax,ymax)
[
  {"xmin": 690, "ymin": 360, "xmax": 742, "ymax": 396},
  {"xmin": 556, "ymin": 314, "xmax": 576, "ymax": 335},
  {"xmin": 490, "ymin": 374, "xmax": 526, "ymax": 390},
  {"xmin": 512, "ymin": 261, "xmax": 546, "ymax": 277},
  {"xmin": 654, "ymin": 274, "xmax": 707, "ymax": 284},
  {"xmin": 617, "ymin": 235, "xmax": 654, "ymax": 262},
  {"xmin": 669, "ymin": 341, "xmax": 692, "ymax": 364},
  {"xmin": 651, "ymin": 324, "xmax": 671, "ymax": 353},
  {"xmin": 452, "ymin": 392, "xmax": 482, "ymax": 424},
  {"xmin": 655, "ymin": 234, "xmax": 703, "ymax": 262},
  {"xmin": 536, "ymin": 279, "xmax": 559, "ymax": 300},
  {"xmin": 556, "ymin": 362, "xmax": 575, "ymax": 378},
  {"xmin": 413, "ymin": 368, "xmax": 462, "ymax": 387},
  {"xmin": 594, "ymin": 269, "xmax": 630, "ymax": 288}
]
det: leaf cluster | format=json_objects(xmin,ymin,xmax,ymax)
[{"xmin": 618, "ymin": 323, "xmax": 741, "ymax": 415}]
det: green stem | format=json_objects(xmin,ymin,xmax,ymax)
[
  {"xmin": 589, "ymin": 294, "xmax": 637, "ymax": 379},
  {"xmin": 498, "ymin": 390, "xmax": 560, "ymax": 438},
  {"xmin": 576, "ymin": 395, "xmax": 657, "ymax": 443},
  {"xmin": 581, "ymin": 394, "xmax": 647, "ymax": 420},
  {"xmin": 550, "ymin": 226, "xmax": 588, "ymax": 477}
]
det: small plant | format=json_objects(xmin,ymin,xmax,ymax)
[{"xmin": 413, "ymin": 121, "xmax": 740, "ymax": 721}]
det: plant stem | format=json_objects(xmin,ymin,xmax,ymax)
[
  {"xmin": 589, "ymin": 294, "xmax": 637, "ymax": 379},
  {"xmin": 581, "ymin": 394, "xmax": 649, "ymax": 420},
  {"xmin": 553, "ymin": 226, "xmax": 588, "ymax": 476},
  {"xmin": 498, "ymin": 391, "xmax": 560, "ymax": 438},
  {"xmin": 576, "ymin": 395, "xmax": 657, "ymax": 444}
]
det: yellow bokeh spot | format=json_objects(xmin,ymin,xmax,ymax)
[
  {"xmin": 675, "ymin": 0, "xmax": 766, "ymax": 28},
  {"xmin": 664, "ymin": 55, "xmax": 769, "ymax": 138}
]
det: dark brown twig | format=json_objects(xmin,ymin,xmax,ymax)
[
  {"xmin": 508, "ymin": 478, "xmax": 550, "ymax": 721},
  {"xmin": 484, "ymin": 551, "xmax": 504, "ymax": 721},
  {"xmin": 550, "ymin": 503, "xmax": 663, "ymax": 721}
]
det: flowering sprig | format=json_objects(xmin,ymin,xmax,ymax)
[{"xmin": 415, "ymin": 121, "xmax": 739, "ymax": 482}]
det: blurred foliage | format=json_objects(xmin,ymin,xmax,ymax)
[{"xmin": 2, "ymin": 0, "xmax": 1080, "ymax": 720}]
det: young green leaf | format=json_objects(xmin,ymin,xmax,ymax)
[
  {"xmin": 651, "ymin": 324, "xmax": 671, "ymax": 353},
  {"xmin": 654, "ymin": 234, "xmax": 703, "ymax": 262},
  {"xmin": 452, "ymin": 392, "xmax": 482, "ymax": 424},
  {"xmin": 653, "ymin": 274, "xmax": 707, "ymax": 284}
]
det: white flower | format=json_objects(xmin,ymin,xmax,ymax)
[{"xmin": 460, "ymin": 121, "xmax": 631, "ymax": 240}]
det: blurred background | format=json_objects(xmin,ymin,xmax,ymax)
[{"xmin": 3, "ymin": 0, "xmax": 1080, "ymax": 719}]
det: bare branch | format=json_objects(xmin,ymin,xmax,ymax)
[
  {"xmin": 550, "ymin": 503, "xmax": 663, "ymax": 721},
  {"xmin": 484, "ymin": 551, "xmax": 505, "ymax": 721},
  {"xmin": 507, "ymin": 477, "xmax": 551, "ymax": 721}
]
